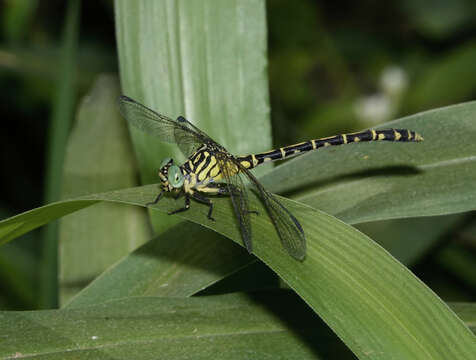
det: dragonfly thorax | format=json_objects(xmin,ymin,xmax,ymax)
[{"xmin": 158, "ymin": 157, "xmax": 184, "ymax": 192}]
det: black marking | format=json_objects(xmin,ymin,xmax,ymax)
[
  {"xmin": 347, "ymin": 130, "xmax": 372, "ymax": 142},
  {"xmin": 283, "ymin": 142, "xmax": 314, "ymax": 157},
  {"xmin": 239, "ymin": 155, "xmax": 254, "ymax": 167},
  {"xmin": 182, "ymin": 161, "xmax": 192, "ymax": 173},
  {"xmin": 197, "ymin": 151, "xmax": 212, "ymax": 170},
  {"xmin": 254, "ymin": 150, "xmax": 283, "ymax": 164},
  {"xmin": 236, "ymin": 128, "xmax": 422, "ymax": 170},
  {"xmin": 193, "ymin": 151, "xmax": 202, "ymax": 164}
]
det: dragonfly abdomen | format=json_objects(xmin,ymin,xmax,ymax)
[{"xmin": 238, "ymin": 128, "xmax": 423, "ymax": 169}]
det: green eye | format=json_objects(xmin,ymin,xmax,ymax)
[
  {"xmin": 168, "ymin": 165, "xmax": 184, "ymax": 188},
  {"xmin": 160, "ymin": 157, "xmax": 172, "ymax": 169}
]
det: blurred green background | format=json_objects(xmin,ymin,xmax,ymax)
[{"xmin": 1, "ymin": 0, "xmax": 476, "ymax": 310}]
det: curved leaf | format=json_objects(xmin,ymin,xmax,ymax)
[
  {"xmin": 0, "ymin": 293, "xmax": 356, "ymax": 359},
  {"xmin": 66, "ymin": 222, "xmax": 255, "ymax": 308},
  {"xmin": 0, "ymin": 294, "xmax": 474, "ymax": 359},
  {"xmin": 1, "ymin": 183, "xmax": 475, "ymax": 359}
]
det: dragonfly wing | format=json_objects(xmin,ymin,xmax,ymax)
[
  {"xmin": 216, "ymin": 155, "xmax": 253, "ymax": 253},
  {"xmin": 232, "ymin": 159, "xmax": 306, "ymax": 261},
  {"xmin": 118, "ymin": 96, "xmax": 209, "ymax": 157}
]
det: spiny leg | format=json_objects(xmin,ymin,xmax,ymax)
[
  {"xmin": 168, "ymin": 195, "xmax": 191, "ymax": 215},
  {"xmin": 192, "ymin": 192, "xmax": 215, "ymax": 221},
  {"xmin": 146, "ymin": 191, "xmax": 164, "ymax": 206}
]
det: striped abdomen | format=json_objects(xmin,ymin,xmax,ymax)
[{"xmin": 237, "ymin": 128, "xmax": 423, "ymax": 169}]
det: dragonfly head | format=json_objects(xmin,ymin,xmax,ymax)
[{"xmin": 158, "ymin": 158, "xmax": 184, "ymax": 191}]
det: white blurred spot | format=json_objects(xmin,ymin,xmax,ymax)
[
  {"xmin": 354, "ymin": 94, "xmax": 393, "ymax": 125},
  {"xmin": 380, "ymin": 66, "xmax": 408, "ymax": 96}
]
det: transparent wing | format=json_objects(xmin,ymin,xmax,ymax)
[
  {"xmin": 118, "ymin": 95, "xmax": 213, "ymax": 156},
  {"xmin": 231, "ymin": 158, "xmax": 306, "ymax": 261},
  {"xmin": 216, "ymin": 154, "xmax": 253, "ymax": 253}
]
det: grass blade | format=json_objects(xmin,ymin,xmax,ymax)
[
  {"xmin": 0, "ymin": 294, "xmax": 474, "ymax": 359},
  {"xmin": 40, "ymin": 0, "xmax": 80, "ymax": 309},
  {"xmin": 59, "ymin": 75, "xmax": 150, "ymax": 305}
]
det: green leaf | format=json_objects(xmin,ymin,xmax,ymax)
[
  {"xmin": 0, "ymin": 294, "xmax": 474, "ymax": 359},
  {"xmin": 40, "ymin": 0, "xmax": 81, "ymax": 309},
  {"xmin": 115, "ymin": 0, "xmax": 271, "ymax": 233},
  {"xmin": 66, "ymin": 222, "xmax": 255, "ymax": 308},
  {"xmin": 1, "ymin": 180, "xmax": 475, "ymax": 359},
  {"xmin": 59, "ymin": 75, "xmax": 150, "ymax": 305},
  {"xmin": 0, "ymin": 293, "xmax": 355, "ymax": 359},
  {"xmin": 356, "ymin": 214, "xmax": 463, "ymax": 266},
  {"xmin": 260, "ymin": 101, "xmax": 476, "ymax": 225}
]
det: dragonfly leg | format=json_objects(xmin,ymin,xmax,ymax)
[
  {"xmin": 192, "ymin": 192, "xmax": 215, "ymax": 221},
  {"xmin": 146, "ymin": 191, "xmax": 164, "ymax": 206},
  {"xmin": 168, "ymin": 195, "xmax": 191, "ymax": 215}
]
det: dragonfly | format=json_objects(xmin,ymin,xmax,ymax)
[{"xmin": 118, "ymin": 95, "xmax": 423, "ymax": 261}]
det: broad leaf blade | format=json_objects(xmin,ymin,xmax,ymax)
[
  {"xmin": 0, "ymin": 293, "xmax": 355, "ymax": 359},
  {"xmin": 356, "ymin": 214, "xmax": 463, "ymax": 265},
  {"xmin": 115, "ymin": 0, "xmax": 271, "ymax": 233},
  {"xmin": 0, "ymin": 294, "xmax": 474, "ymax": 359},
  {"xmin": 2, "ymin": 183, "xmax": 475, "ymax": 359},
  {"xmin": 66, "ymin": 222, "xmax": 255, "ymax": 308},
  {"xmin": 59, "ymin": 75, "xmax": 150, "ymax": 305}
]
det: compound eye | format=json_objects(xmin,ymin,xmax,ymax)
[
  {"xmin": 168, "ymin": 165, "xmax": 184, "ymax": 188},
  {"xmin": 159, "ymin": 157, "xmax": 173, "ymax": 169}
]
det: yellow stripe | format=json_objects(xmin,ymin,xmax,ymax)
[
  {"xmin": 193, "ymin": 153, "xmax": 202, "ymax": 164},
  {"xmin": 240, "ymin": 160, "xmax": 251, "ymax": 169},
  {"xmin": 407, "ymin": 129, "xmax": 412, "ymax": 140},
  {"xmin": 342, "ymin": 134, "xmax": 347, "ymax": 144},
  {"xmin": 280, "ymin": 148, "xmax": 285, "ymax": 158},
  {"xmin": 371, "ymin": 130, "xmax": 377, "ymax": 140},
  {"xmin": 210, "ymin": 165, "xmax": 220, "ymax": 178},
  {"xmin": 394, "ymin": 129, "xmax": 402, "ymax": 141},
  {"xmin": 378, "ymin": 133, "xmax": 385, "ymax": 140},
  {"xmin": 311, "ymin": 139, "xmax": 317, "ymax": 149},
  {"xmin": 194, "ymin": 152, "xmax": 209, "ymax": 173},
  {"xmin": 198, "ymin": 156, "xmax": 217, "ymax": 181},
  {"xmin": 251, "ymin": 154, "xmax": 258, "ymax": 166}
]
